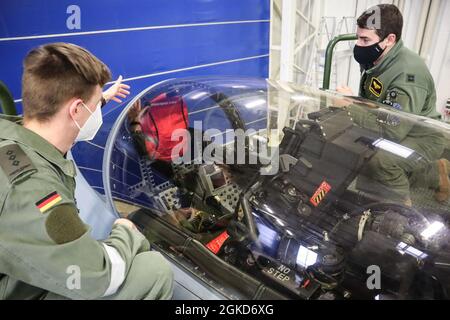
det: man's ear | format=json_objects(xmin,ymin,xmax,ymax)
[
  {"xmin": 385, "ymin": 33, "xmax": 397, "ymax": 47},
  {"xmin": 68, "ymin": 98, "xmax": 83, "ymax": 120}
]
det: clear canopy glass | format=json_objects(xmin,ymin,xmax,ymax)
[{"xmin": 103, "ymin": 77, "xmax": 450, "ymax": 300}]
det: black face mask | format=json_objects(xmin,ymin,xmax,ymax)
[{"xmin": 353, "ymin": 40, "xmax": 386, "ymax": 70}]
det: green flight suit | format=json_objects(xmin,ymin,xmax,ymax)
[
  {"xmin": 0, "ymin": 115, "xmax": 173, "ymax": 300},
  {"xmin": 348, "ymin": 40, "xmax": 445, "ymax": 202}
]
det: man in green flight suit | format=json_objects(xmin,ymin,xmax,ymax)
[
  {"xmin": 0, "ymin": 43, "xmax": 173, "ymax": 299},
  {"xmin": 337, "ymin": 4, "xmax": 449, "ymax": 206}
]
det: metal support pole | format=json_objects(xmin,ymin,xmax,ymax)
[
  {"xmin": 280, "ymin": 0, "xmax": 297, "ymax": 82},
  {"xmin": 322, "ymin": 33, "xmax": 357, "ymax": 90}
]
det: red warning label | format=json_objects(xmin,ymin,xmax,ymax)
[
  {"xmin": 310, "ymin": 181, "xmax": 332, "ymax": 207},
  {"xmin": 206, "ymin": 231, "xmax": 230, "ymax": 254}
]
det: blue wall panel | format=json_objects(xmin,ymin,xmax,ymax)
[
  {"xmin": 1, "ymin": 23, "xmax": 269, "ymax": 101},
  {"xmin": 0, "ymin": 1, "xmax": 270, "ymax": 192},
  {"xmin": 0, "ymin": 0, "xmax": 270, "ymax": 38}
]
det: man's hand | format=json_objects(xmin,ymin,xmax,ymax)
[
  {"xmin": 103, "ymin": 75, "xmax": 131, "ymax": 103},
  {"xmin": 114, "ymin": 218, "xmax": 138, "ymax": 231},
  {"xmin": 333, "ymin": 97, "xmax": 353, "ymax": 108},
  {"xmin": 128, "ymin": 99, "xmax": 142, "ymax": 122},
  {"xmin": 336, "ymin": 85, "xmax": 355, "ymax": 96},
  {"xmin": 128, "ymin": 99, "xmax": 143, "ymax": 132}
]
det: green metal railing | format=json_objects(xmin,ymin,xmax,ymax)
[
  {"xmin": 0, "ymin": 80, "xmax": 17, "ymax": 115},
  {"xmin": 322, "ymin": 33, "xmax": 358, "ymax": 90}
]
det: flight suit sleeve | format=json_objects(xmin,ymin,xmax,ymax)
[
  {"xmin": 0, "ymin": 167, "xmax": 150, "ymax": 300},
  {"xmin": 347, "ymin": 86, "xmax": 419, "ymax": 142}
]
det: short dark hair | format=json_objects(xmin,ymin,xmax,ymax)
[
  {"xmin": 22, "ymin": 43, "xmax": 111, "ymax": 122},
  {"xmin": 357, "ymin": 4, "xmax": 403, "ymax": 41}
]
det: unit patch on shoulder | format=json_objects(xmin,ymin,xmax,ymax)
[
  {"xmin": 0, "ymin": 143, "xmax": 36, "ymax": 183},
  {"xmin": 407, "ymin": 74, "xmax": 415, "ymax": 83},
  {"xmin": 45, "ymin": 204, "xmax": 87, "ymax": 244},
  {"xmin": 310, "ymin": 181, "xmax": 332, "ymax": 207},
  {"xmin": 369, "ymin": 77, "xmax": 383, "ymax": 97},
  {"xmin": 36, "ymin": 191, "xmax": 62, "ymax": 213}
]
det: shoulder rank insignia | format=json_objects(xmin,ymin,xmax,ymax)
[
  {"xmin": 369, "ymin": 77, "xmax": 383, "ymax": 97},
  {"xmin": 36, "ymin": 191, "xmax": 62, "ymax": 213},
  {"xmin": 0, "ymin": 143, "xmax": 36, "ymax": 183}
]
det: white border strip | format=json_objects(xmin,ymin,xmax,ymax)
[
  {"xmin": 77, "ymin": 166, "xmax": 103, "ymax": 173},
  {"xmin": 188, "ymin": 105, "xmax": 221, "ymax": 115},
  {"xmin": 101, "ymin": 243, "xmax": 126, "ymax": 297},
  {"xmin": 0, "ymin": 20, "xmax": 270, "ymax": 42},
  {"xmin": 78, "ymin": 164, "xmax": 142, "ymax": 180},
  {"xmin": 118, "ymin": 54, "xmax": 270, "ymax": 83},
  {"xmin": 82, "ymin": 140, "xmax": 106, "ymax": 150}
]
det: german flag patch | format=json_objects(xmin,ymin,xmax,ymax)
[
  {"xmin": 310, "ymin": 181, "xmax": 332, "ymax": 207},
  {"xmin": 36, "ymin": 191, "xmax": 62, "ymax": 213}
]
